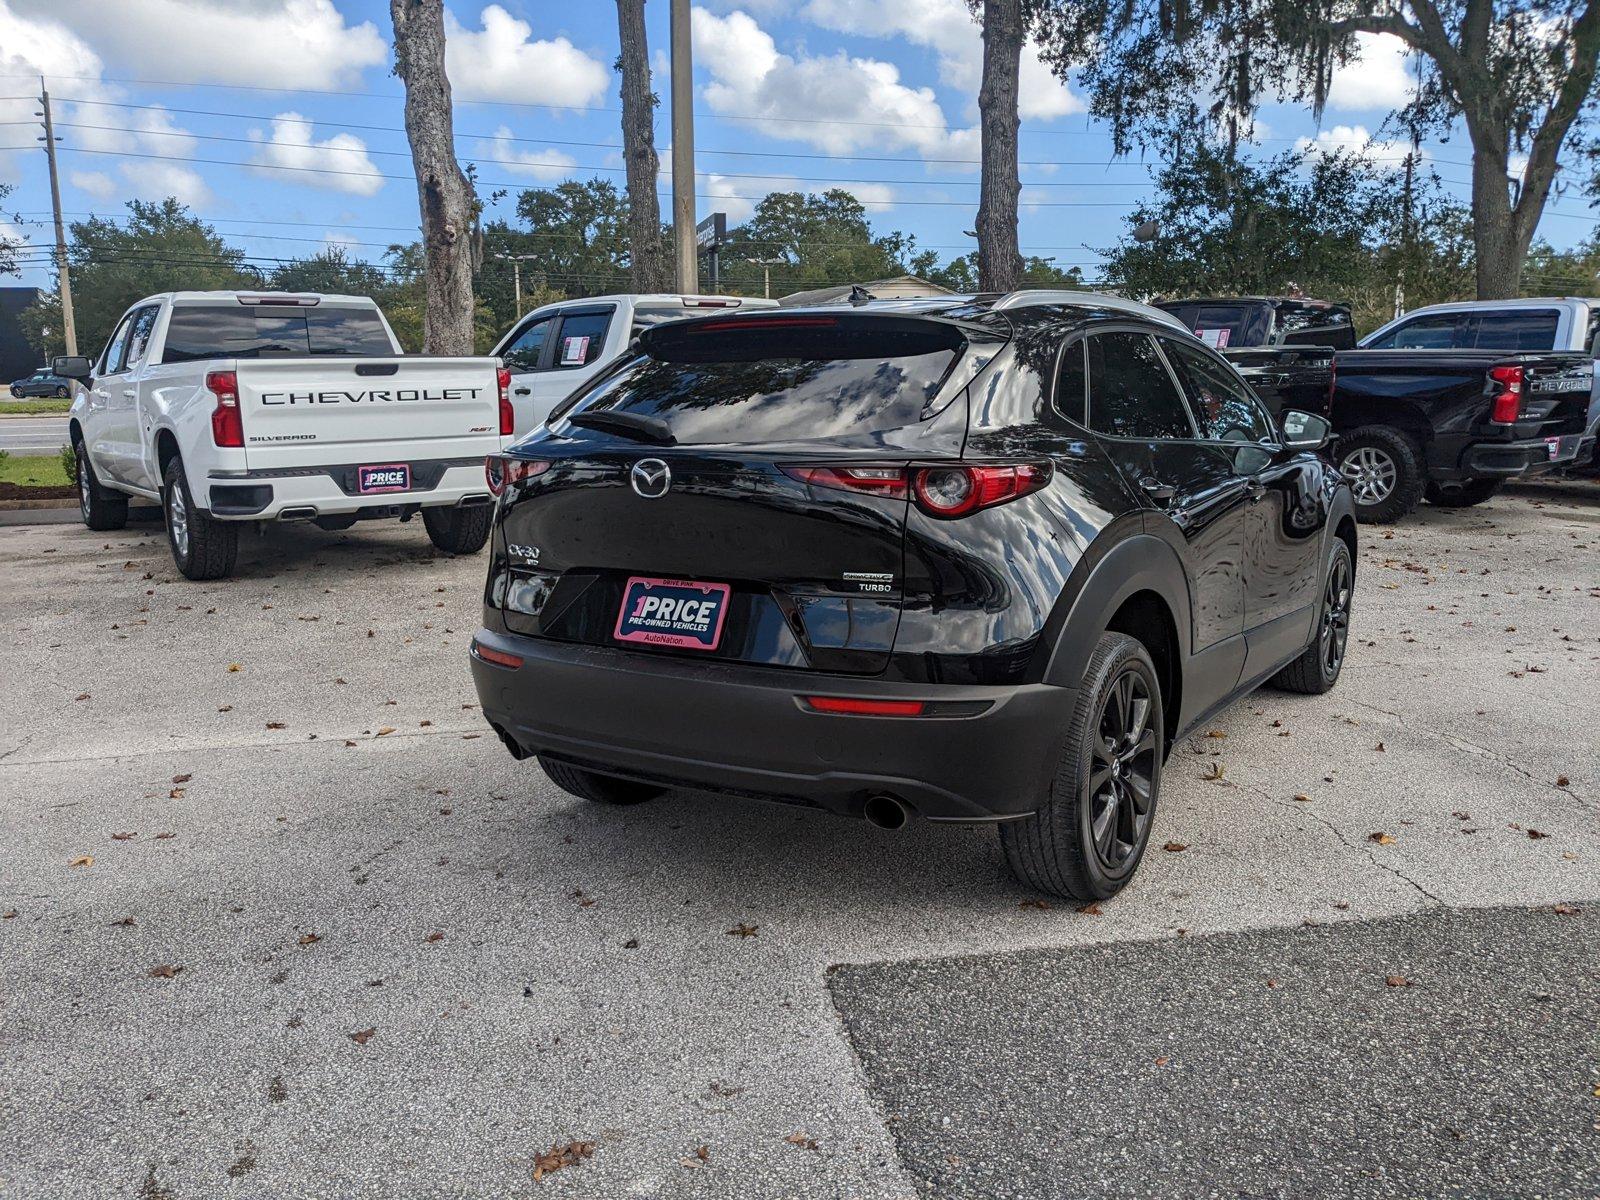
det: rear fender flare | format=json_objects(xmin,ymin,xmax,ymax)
[{"xmin": 1040, "ymin": 531, "xmax": 1193, "ymax": 690}]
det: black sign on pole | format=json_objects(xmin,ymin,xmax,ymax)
[{"xmin": 695, "ymin": 212, "xmax": 727, "ymax": 293}]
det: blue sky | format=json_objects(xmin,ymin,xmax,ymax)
[{"xmin": 2, "ymin": 0, "xmax": 1596, "ymax": 296}]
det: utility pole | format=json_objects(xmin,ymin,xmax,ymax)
[
  {"xmin": 1396, "ymin": 147, "xmax": 1416, "ymax": 320},
  {"xmin": 37, "ymin": 80, "xmax": 77, "ymax": 357},
  {"xmin": 669, "ymin": 0, "xmax": 697, "ymax": 293},
  {"xmin": 495, "ymin": 252, "xmax": 538, "ymax": 317}
]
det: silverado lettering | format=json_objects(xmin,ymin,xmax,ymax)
[{"xmin": 259, "ymin": 387, "xmax": 486, "ymax": 405}]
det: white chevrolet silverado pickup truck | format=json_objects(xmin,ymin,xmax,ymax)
[{"xmin": 56, "ymin": 291, "xmax": 510, "ymax": 580}]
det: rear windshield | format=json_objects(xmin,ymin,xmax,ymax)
[
  {"xmin": 161, "ymin": 305, "xmax": 394, "ymax": 363},
  {"xmin": 1157, "ymin": 303, "xmax": 1271, "ymax": 350},
  {"xmin": 559, "ymin": 317, "xmax": 964, "ymax": 444}
]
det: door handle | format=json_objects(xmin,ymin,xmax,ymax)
[
  {"xmin": 514, "ymin": 387, "xmax": 531, "ymax": 396},
  {"xmin": 1139, "ymin": 477, "xmax": 1176, "ymax": 503},
  {"xmin": 122, "ymin": 388, "xmax": 137, "ymax": 398}
]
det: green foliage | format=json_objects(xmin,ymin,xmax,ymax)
[
  {"xmin": 0, "ymin": 183, "xmax": 20, "ymax": 278},
  {"xmin": 59, "ymin": 441, "xmax": 76, "ymax": 484},
  {"xmin": 909, "ymin": 250, "xmax": 1084, "ymax": 293},
  {"xmin": 1524, "ymin": 235, "xmax": 1600, "ymax": 295},
  {"xmin": 43, "ymin": 199, "xmax": 258, "ymax": 356},
  {"xmin": 717, "ymin": 190, "xmax": 914, "ymax": 297},
  {"xmin": 266, "ymin": 246, "xmax": 392, "ymax": 296},
  {"xmin": 1099, "ymin": 143, "xmax": 1473, "ymax": 333}
]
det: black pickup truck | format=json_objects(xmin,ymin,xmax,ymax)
[
  {"xmin": 1325, "ymin": 350, "xmax": 1597, "ymax": 521},
  {"xmin": 1156, "ymin": 297, "xmax": 1354, "ymax": 417}
]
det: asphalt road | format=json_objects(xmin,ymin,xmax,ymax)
[
  {"xmin": 832, "ymin": 903, "xmax": 1600, "ymax": 1199},
  {"xmin": 1, "ymin": 486, "xmax": 1597, "ymax": 1198},
  {"xmin": 0, "ymin": 415, "xmax": 70, "ymax": 456}
]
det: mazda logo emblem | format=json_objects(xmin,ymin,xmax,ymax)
[{"xmin": 630, "ymin": 458, "xmax": 671, "ymax": 499}]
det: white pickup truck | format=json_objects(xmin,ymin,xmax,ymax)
[
  {"xmin": 492, "ymin": 293, "xmax": 778, "ymax": 436},
  {"xmin": 57, "ymin": 291, "xmax": 509, "ymax": 580}
]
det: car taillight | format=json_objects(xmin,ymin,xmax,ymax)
[
  {"xmin": 782, "ymin": 462, "xmax": 1049, "ymax": 517},
  {"xmin": 497, "ymin": 366, "xmax": 514, "ymax": 436},
  {"xmin": 485, "ymin": 456, "xmax": 550, "ymax": 496},
  {"xmin": 207, "ymin": 370, "xmax": 242, "ymax": 447},
  {"xmin": 1489, "ymin": 365, "xmax": 1523, "ymax": 424}
]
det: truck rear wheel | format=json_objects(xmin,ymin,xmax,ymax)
[
  {"xmin": 1424, "ymin": 479, "xmax": 1501, "ymax": 508},
  {"xmin": 1334, "ymin": 426, "xmax": 1426, "ymax": 524},
  {"xmin": 422, "ymin": 505, "xmax": 492, "ymax": 554},
  {"xmin": 75, "ymin": 441, "xmax": 128, "ymax": 531},
  {"xmin": 163, "ymin": 457, "xmax": 238, "ymax": 580}
]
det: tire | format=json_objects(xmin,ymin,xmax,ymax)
[
  {"xmin": 163, "ymin": 456, "xmax": 238, "ymax": 581},
  {"xmin": 10, "ymin": 386, "xmax": 22, "ymax": 399},
  {"xmin": 74, "ymin": 441, "xmax": 128, "ymax": 531},
  {"xmin": 999, "ymin": 632, "xmax": 1164, "ymax": 902},
  {"xmin": 314, "ymin": 514, "xmax": 360, "ymax": 532},
  {"xmin": 1424, "ymin": 478, "xmax": 1501, "ymax": 508},
  {"xmin": 422, "ymin": 504, "xmax": 492, "ymax": 554},
  {"xmin": 54, "ymin": 386, "xmax": 68, "ymax": 399},
  {"xmin": 1270, "ymin": 540, "xmax": 1353, "ymax": 695},
  {"xmin": 538, "ymin": 756, "xmax": 667, "ymax": 806},
  {"xmin": 1334, "ymin": 426, "xmax": 1426, "ymax": 524}
]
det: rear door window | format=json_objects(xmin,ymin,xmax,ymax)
[
  {"xmin": 1086, "ymin": 331, "xmax": 1195, "ymax": 440},
  {"xmin": 567, "ymin": 318, "xmax": 961, "ymax": 444},
  {"xmin": 1367, "ymin": 312, "xmax": 1467, "ymax": 350},
  {"xmin": 502, "ymin": 316, "xmax": 551, "ymax": 372},
  {"xmin": 1469, "ymin": 310, "xmax": 1559, "ymax": 351},
  {"xmin": 1053, "ymin": 339, "xmax": 1087, "ymax": 425}
]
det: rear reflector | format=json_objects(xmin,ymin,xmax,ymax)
[
  {"xmin": 803, "ymin": 695, "xmax": 926, "ymax": 717},
  {"xmin": 471, "ymin": 642, "xmax": 523, "ymax": 670}
]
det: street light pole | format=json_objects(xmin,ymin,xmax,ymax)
[
  {"xmin": 37, "ymin": 80, "xmax": 77, "ymax": 357},
  {"xmin": 746, "ymin": 257, "xmax": 783, "ymax": 299},
  {"xmin": 494, "ymin": 253, "xmax": 539, "ymax": 317},
  {"xmin": 669, "ymin": 0, "xmax": 697, "ymax": 293}
]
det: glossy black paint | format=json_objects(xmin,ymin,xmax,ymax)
[
  {"xmin": 474, "ymin": 301, "xmax": 1356, "ymax": 822},
  {"xmin": 1329, "ymin": 349, "xmax": 1594, "ymax": 481}
]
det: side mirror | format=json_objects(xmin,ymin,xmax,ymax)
[
  {"xmin": 53, "ymin": 356, "xmax": 93, "ymax": 381},
  {"xmin": 1280, "ymin": 409, "xmax": 1332, "ymax": 450}
]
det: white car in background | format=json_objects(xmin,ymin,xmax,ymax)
[{"xmin": 493, "ymin": 293, "xmax": 779, "ymax": 437}]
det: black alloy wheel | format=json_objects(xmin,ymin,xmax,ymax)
[
  {"xmin": 1088, "ymin": 669, "xmax": 1158, "ymax": 872},
  {"xmin": 1319, "ymin": 549, "xmax": 1352, "ymax": 678}
]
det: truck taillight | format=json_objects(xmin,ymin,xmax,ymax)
[
  {"xmin": 497, "ymin": 366, "xmax": 514, "ymax": 436},
  {"xmin": 207, "ymin": 370, "xmax": 242, "ymax": 447},
  {"xmin": 1489, "ymin": 365, "xmax": 1523, "ymax": 424}
]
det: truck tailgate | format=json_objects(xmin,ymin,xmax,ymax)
[{"xmin": 236, "ymin": 357, "xmax": 501, "ymax": 469}]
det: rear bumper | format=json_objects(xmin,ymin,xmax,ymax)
[
  {"xmin": 203, "ymin": 460, "xmax": 493, "ymax": 519},
  {"xmin": 469, "ymin": 626, "xmax": 1077, "ymax": 823},
  {"xmin": 1441, "ymin": 433, "xmax": 1591, "ymax": 480}
]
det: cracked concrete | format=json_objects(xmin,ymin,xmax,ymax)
[{"xmin": 1, "ymin": 483, "xmax": 1597, "ymax": 1198}]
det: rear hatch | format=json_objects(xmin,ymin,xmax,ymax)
[{"xmin": 494, "ymin": 311, "xmax": 1002, "ymax": 674}]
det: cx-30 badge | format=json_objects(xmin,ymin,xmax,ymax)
[{"xmin": 630, "ymin": 458, "xmax": 671, "ymax": 499}]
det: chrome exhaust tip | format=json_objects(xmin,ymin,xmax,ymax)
[{"xmin": 862, "ymin": 793, "xmax": 908, "ymax": 831}]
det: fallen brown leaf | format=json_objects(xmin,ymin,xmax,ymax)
[
  {"xmin": 69, "ymin": 855, "xmax": 93, "ymax": 868},
  {"xmin": 375, "ymin": 727, "xmax": 396, "ymax": 737},
  {"xmin": 227, "ymin": 663, "xmax": 242, "ymax": 672},
  {"xmin": 424, "ymin": 931, "xmax": 445, "ymax": 943},
  {"xmin": 1201, "ymin": 762, "xmax": 1225, "ymax": 781},
  {"xmin": 74, "ymin": 692, "xmax": 90, "ymax": 701},
  {"xmin": 348, "ymin": 1028, "xmax": 376, "ymax": 1046},
  {"xmin": 1369, "ymin": 832, "xmax": 1396, "ymax": 845},
  {"xmin": 1385, "ymin": 975, "xmax": 1411, "ymax": 988},
  {"xmin": 784, "ymin": 1132, "xmax": 820, "ymax": 1151},
  {"xmin": 1293, "ymin": 793, "xmax": 1312, "ymax": 803},
  {"xmin": 298, "ymin": 933, "xmax": 321, "ymax": 947},
  {"xmin": 1553, "ymin": 903, "xmax": 1582, "ymax": 915},
  {"xmin": 265, "ymin": 722, "xmax": 287, "ymax": 730},
  {"xmin": 726, "ymin": 922, "xmax": 759, "ymax": 938},
  {"xmin": 1153, "ymin": 1055, "xmax": 1169, "ymax": 1067},
  {"xmin": 111, "ymin": 916, "xmax": 136, "ymax": 927},
  {"xmin": 217, "ymin": 705, "xmax": 233, "ymax": 713},
  {"xmin": 1163, "ymin": 841, "xmax": 1188, "ymax": 852},
  {"xmin": 172, "ymin": 774, "xmax": 192, "ymax": 785},
  {"xmin": 147, "ymin": 964, "xmax": 181, "ymax": 979},
  {"xmin": 1079, "ymin": 901, "xmax": 1103, "ymax": 915},
  {"xmin": 111, "ymin": 832, "xmax": 137, "ymax": 841},
  {"xmin": 1528, "ymin": 828, "xmax": 1550, "ymax": 840},
  {"xmin": 168, "ymin": 788, "xmax": 185, "ymax": 799},
  {"xmin": 533, "ymin": 1139, "xmax": 594, "ymax": 1181},
  {"xmin": 1556, "ymin": 775, "xmax": 1570, "ymax": 787},
  {"xmin": 154, "ymin": 832, "xmax": 175, "ymax": 840}
]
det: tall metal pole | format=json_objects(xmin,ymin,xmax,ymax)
[
  {"xmin": 38, "ymin": 81, "xmax": 77, "ymax": 357},
  {"xmin": 511, "ymin": 260, "xmax": 522, "ymax": 316},
  {"xmin": 669, "ymin": 0, "xmax": 697, "ymax": 293}
]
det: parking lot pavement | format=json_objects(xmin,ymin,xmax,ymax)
[
  {"xmin": 831, "ymin": 903, "xmax": 1600, "ymax": 1199},
  {"xmin": 1, "ymin": 487, "xmax": 1596, "ymax": 1198}
]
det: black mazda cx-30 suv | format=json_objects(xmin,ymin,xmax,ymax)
[{"xmin": 469, "ymin": 294, "xmax": 1357, "ymax": 900}]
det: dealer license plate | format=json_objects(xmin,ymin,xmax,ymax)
[
  {"xmin": 614, "ymin": 576, "xmax": 731, "ymax": 651},
  {"xmin": 358, "ymin": 464, "xmax": 411, "ymax": 493}
]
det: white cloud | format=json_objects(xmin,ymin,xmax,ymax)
[
  {"xmin": 1326, "ymin": 33, "xmax": 1415, "ymax": 112},
  {"xmin": 476, "ymin": 127, "xmax": 577, "ymax": 181},
  {"xmin": 118, "ymin": 160, "xmax": 210, "ymax": 207},
  {"xmin": 444, "ymin": 5, "xmax": 610, "ymax": 107},
  {"xmin": 803, "ymin": 0, "xmax": 1085, "ymax": 120},
  {"xmin": 248, "ymin": 113, "xmax": 383, "ymax": 197},
  {"xmin": 1295, "ymin": 124, "xmax": 1422, "ymax": 172},
  {"xmin": 0, "ymin": 0, "xmax": 104, "ymax": 181},
  {"xmin": 13, "ymin": 0, "xmax": 386, "ymax": 90},
  {"xmin": 68, "ymin": 170, "xmax": 117, "ymax": 199},
  {"xmin": 693, "ymin": 8, "xmax": 976, "ymax": 158}
]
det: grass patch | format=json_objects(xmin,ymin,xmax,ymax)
[
  {"xmin": 0, "ymin": 398, "xmax": 73, "ymax": 415},
  {"xmin": 0, "ymin": 452, "xmax": 71, "ymax": 489}
]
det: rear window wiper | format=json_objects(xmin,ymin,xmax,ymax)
[{"xmin": 565, "ymin": 410, "xmax": 677, "ymax": 445}]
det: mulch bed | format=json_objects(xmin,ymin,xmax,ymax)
[{"xmin": 0, "ymin": 482, "xmax": 76, "ymax": 502}]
